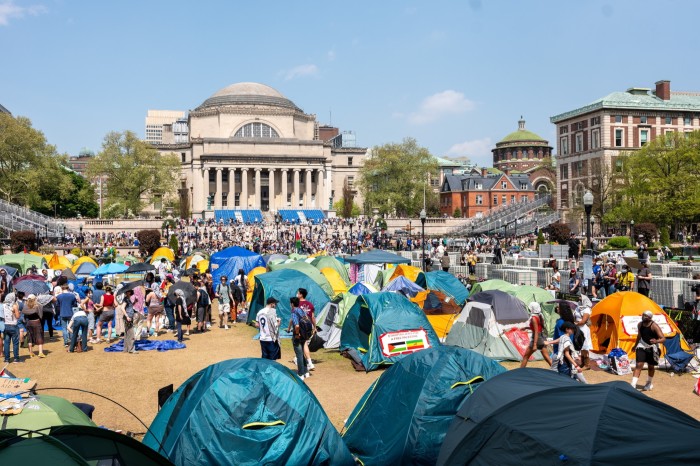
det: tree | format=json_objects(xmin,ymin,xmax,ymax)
[
  {"xmin": 547, "ymin": 222, "xmax": 571, "ymax": 244},
  {"xmin": 358, "ymin": 138, "xmax": 439, "ymax": 217},
  {"xmin": 10, "ymin": 231, "xmax": 37, "ymax": 253},
  {"xmin": 634, "ymin": 223, "xmax": 658, "ymax": 245},
  {"xmin": 32, "ymin": 169, "xmax": 99, "ymax": 218},
  {"xmin": 341, "ymin": 181, "xmax": 355, "ymax": 218},
  {"xmin": 333, "ymin": 199, "xmax": 361, "ymax": 217},
  {"xmin": 168, "ymin": 234, "xmax": 179, "ymax": 256},
  {"xmin": 136, "ymin": 229, "xmax": 162, "ymax": 256},
  {"xmin": 453, "ymin": 207, "xmax": 462, "ymax": 218},
  {"xmin": 87, "ymin": 131, "xmax": 180, "ymax": 216}
]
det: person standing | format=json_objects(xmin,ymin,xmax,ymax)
[
  {"xmin": 468, "ymin": 251, "xmax": 477, "ymax": 276},
  {"xmin": 95, "ymin": 286, "xmax": 116, "ymax": 344},
  {"xmin": 520, "ymin": 302, "xmax": 552, "ymax": 368},
  {"xmin": 556, "ymin": 322, "xmax": 585, "ymax": 381},
  {"xmin": 617, "ymin": 265, "xmax": 635, "ymax": 291},
  {"xmin": 637, "ymin": 261, "xmax": 652, "ymax": 298},
  {"xmin": 119, "ymin": 289, "xmax": 138, "ymax": 354},
  {"xmin": 604, "ymin": 262, "xmax": 618, "ymax": 296},
  {"xmin": 22, "ymin": 294, "xmax": 45, "ymax": 358},
  {"xmin": 440, "ymin": 251, "xmax": 451, "ymax": 273},
  {"xmin": 215, "ymin": 275, "xmax": 233, "ymax": 329},
  {"xmin": 3, "ymin": 293, "xmax": 21, "ymax": 363},
  {"xmin": 255, "ymin": 297, "xmax": 281, "ymax": 360},
  {"xmin": 288, "ymin": 296, "xmax": 309, "ymax": 379},
  {"xmin": 567, "ymin": 233, "xmax": 581, "ymax": 268},
  {"xmin": 574, "ymin": 295, "xmax": 593, "ymax": 370},
  {"xmin": 195, "ymin": 280, "xmax": 210, "ymax": 333},
  {"xmin": 67, "ymin": 302, "xmax": 88, "ymax": 353},
  {"xmin": 631, "ymin": 310, "xmax": 665, "ymax": 391},
  {"xmin": 297, "ymin": 288, "xmax": 316, "ymax": 371},
  {"xmin": 232, "ymin": 269, "xmax": 247, "ymax": 322},
  {"xmin": 173, "ymin": 289, "xmax": 188, "ymax": 343},
  {"xmin": 56, "ymin": 284, "xmax": 77, "ymax": 348},
  {"xmin": 160, "ymin": 275, "xmax": 175, "ymax": 331}
]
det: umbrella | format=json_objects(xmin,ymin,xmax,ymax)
[
  {"xmin": 167, "ymin": 281, "xmax": 196, "ymax": 307},
  {"xmin": 13, "ymin": 280, "xmax": 51, "ymax": 295},
  {"xmin": 0, "ymin": 265, "xmax": 18, "ymax": 277},
  {"xmin": 124, "ymin": 263, "xmax": 156, "ymax": 273},
  {"xmin": 181, "ymin": 267, "xmax": 199, "ymax": 277},
  {"xmin": 91, "ymin": 263, "xmax": 129, "ymax": 276},
  {"xmin": 116, "ymin": 280, "xmax": 144, "ymax": 297},
  {"xmin": 55, "ymin": 268, "xmax": 77, "ymax": 281},
  {"xmin": 13, "ymin": 274, "xmax": 46, "ymax": 285}
]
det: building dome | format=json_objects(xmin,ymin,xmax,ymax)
[
  {"xmin": 196, "ymin": 82, "xmax": 300, "ymax": 111},
  {"xmin": 498, "ymin": 117, "xmax": 546, "ymax": 144},
  {"xmin": 492, "ymin": 117, "xmax": 553, "ymax": 173}
]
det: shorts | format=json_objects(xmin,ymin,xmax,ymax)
[
  {"xmin": 568, "ymin": 250, "xmax": 579, "ymax": 260},
  {"xmin": 219, "ymin": 303, "xmax": 230, "ymax": 315},
  {"xmin": 260, "ymin": 340, "xmax": 281, "ymax": 360},
  {"xmin": 88, "ymin": 312, "xmax": 95, "ymax": 330},
  {"xmin": 530, "ymin": 333, "xmax": 546, "ymax": 350},
  {"xmin": 148, "ymin": 305, "xmax": 164, "ymax": 316},
  {"xmin": 636, "ymin": 347, "xmax": 658, "ymax": 366},
  {"xmin": 196, "ymin": 306, "xmax": 206, "ymax": 322},
  {"xmin": 98, "ymin": 310, "xmax": 115, "ymax": 324}
]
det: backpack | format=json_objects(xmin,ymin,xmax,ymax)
[
  {"xmin": 573, "ymin": 326, "xmax": 585, "ymax": 351},
  {"xmin": 296, "ymin": 309, "xmax": 314, "ymax": 340},
  {"xmin": 197, "ymin": 288, "xmax": 210, "ymax": 307}
]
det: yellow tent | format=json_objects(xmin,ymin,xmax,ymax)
[
  {"xmin": 71, "ymin": 256, "xmax": 98, "ymax": 273},
  {"xmin": 196, "ymin": 259, "xmax": 209, "ymax": 274},
  {"xmin": 150, "ymin": 247, "xmax": 175, "ymax": 263},
  {"xmin": 590, "ymin": 291, "xmax": 691, "ymax": 357},
  {"xmin": 246, "ymin": 266, "xmax": 267, "ymax": 302},
  {"xmin": 48, "ymin": 253, "xmax": 72, "ymax": 271},
  {"xmin": 185, "ymin": 254, "xmax": 205, "ymax": 270},
  {"xmin": 30, "ymin": 251, "xmax": 44, "ymax": 257},
  {"xmin": 320, "ymin": 267, "xmax": 348, "ymax": 295},
  {"xmin": 389, "ymin": 264, "xmax": 426, "ymax": 287}
]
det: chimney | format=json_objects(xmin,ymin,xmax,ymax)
[
  {"xmin": 481, "ymin": 168, "xmax": 488, "ymax": 177},
  {"xmin": 655, "ymin": 80, "xmax": 670, "ymax": 100},
  {"xmin": 503, "ymin": 167, "xmax": 510, "ymax": 176}
]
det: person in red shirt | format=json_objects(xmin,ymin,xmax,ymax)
[
  {"xmin": 296, "ymin": 288, "xmax": 316, "ymax": 371},
  {"xmin": 520, "ymin": 302, "xmax": 552, "ymax": 368}
]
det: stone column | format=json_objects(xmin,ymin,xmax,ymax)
[
  {"xmin": 318, "ymin": 168, "xmax": 325, "ymax": 210},
  {"xmin": 192, "ymin": 165, "xmax": 204, "ymax": 214},
  {"xmin": 202, "ymin": 167, "xmax": 210, "ymax": 210},
  {"xmin": 268, "ymin": 169, "xmax": 275, "ymax": 211},
  {"xmin": 228, "ymin": 168, "xmax": 236, "ymax": 208},
  {"xmin": 215, "ymin": 168, "xmax": 223, "ymax": 209},
  {"xmin": 241, "ymin": 168, "xmax": 249, "ymax": 208},
  {"xmin": 305, "ymin": 169, "xmax": 313, "ymax": 208},
  {"xmin": 254, "ymin": 168, "xmax": 262, "ymax": 210},
  {"xmin": 281, "ymin": 169, "xmax": 288, "ymax": 209},
  {"xmin": 293, "ymin": 169, "xmax": 300, "ymax": 208}
]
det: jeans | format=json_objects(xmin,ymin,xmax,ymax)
[
  {"xmin": 42, "ymin": 313, "xmax": 54, "ymax": 338},
  {"xmin": 292, "ymin": 338, "xmax": 308, "ymax": 376},
  {"xmin": 176, "ymin": 321, "xmax": 183, "ymax": 342},
  {"xmin": 61, "ymin": 317, "xmax": 72, "ymax": 346},
  {"xmin": 69, "ymin": 316, "xmax": 88, "ymax": 352},
  {"xmin": 3, "ymin": 324, "xmax": 19, "ymax": 362},
  {"xmin": 165, "ymin": 304, "xmax": 175, "ymax": 330}
]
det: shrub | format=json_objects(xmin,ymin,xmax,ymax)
[
  {"xmin": 453, "ymin": 207, "xmax": 462, "ymax": 218},
  {"xmin": 536, "ymin": 231, "xmax": 546, "ymax": 247},
  {"xmin": 547, "ymin": 223, "xmax": 571, "ymax": 245},
  {"xmin": 633, "ymin": 223, "xmax": 658, "ymax": 245},
  {"xmin": 10, "ymin": 230, "xmax": 37, "ymax": 253},
  {"xmin": 69, "ymin": 247, "xmax": 82, "ymax": 256},
  {"xmin": 660, "ymin": 226, "xmax": 670, "ymax": 246},
  {"xmin": 607, "ymin": 236, "xmax": 631, "ymax": 249},
  {"xmin": 136, "ymin": 229, "xmax": 162, "ymax": 256},
  {"xmin": 168, "ymin": 234, "xmax": 179, "ymax": 256}
]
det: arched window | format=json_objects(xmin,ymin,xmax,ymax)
[{"xmin": 234, "ymin": 122, "xmax": 279, "ymax": 138}]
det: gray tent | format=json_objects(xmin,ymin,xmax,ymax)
[{"xmin": 467, "ymin": 290, "xmax": 528, "ymax": 324}]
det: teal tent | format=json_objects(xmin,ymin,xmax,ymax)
[
  {"xmin": 248, "ymin": 269, "xmax": 330, "ymax": 324},
  {"xmin": 342, "ymin": 346, "xmax": 505, "ymax": 465},
  {"xmin": 267, "ymin": 261, "xmax": 334, "ymax": 297},
  {"xmin": 425, "ymin": 271, "xmax": 470, "ymax": 306},
  {"xmin": 469, "ymin": 279, "xmax": 516, "ymax": 295},
  {"xmin": 340, "ymin": 292, "xmax": 441, "ymax": 371},
  {"xmin": 143, "ymin": 358, "xmax": 354, "ymax": 466}
]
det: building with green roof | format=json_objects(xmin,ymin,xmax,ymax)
[{"xmin": 492, "ymin": 118, "xmax": 553, "ymax": 173}]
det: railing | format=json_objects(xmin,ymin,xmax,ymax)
[
  {"xmin": 0, "ymin": 198, "xmax": 71, "ymax": 237},
  {"xmin": 450, "ymin": 194, "xmax": 553, "ymax": 235}
]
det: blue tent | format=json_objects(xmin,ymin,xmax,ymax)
[
  {"xmin": 343, "ymin": 346, "xmax": 505, "ymax": 465},
  {"xmin": 73, "ymin": 262, "xmax": 97, "ymax": 275},
  {"xmin": 248, "ymin": 269, "xmax": 330, "ymax": 325},
  {"xmin": 143, "ymin": 358, "xmax": 354, "ymax": 466},
  {"xmin": 348, "ymin": 281, "xmax": 377, "ymax": 296},
  {"xmin": 383, "ymin": 275, "xmax": 425, "ymax": 298},
  {"xmin": 340, "ymin": 292, "xmax": 441, "ymax": 371},
  {"xmin": 91, "ymin": 263, "xmax": 128, "ymax": 276},
  {"xmin": 344, "ymin": 250, "xmax": 410, "ymax": 265},
  {"xmin": 425, "ymin": 270, "xmax": 470, "ymax": 305},
  {"xmin": 209, "ymin": 246, "xmax": 265, "ymax": 283}
]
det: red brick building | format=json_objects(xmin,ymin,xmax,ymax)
[{"xmin": 440, "ymin": 168, "xmax": 536, "ymax": 218}]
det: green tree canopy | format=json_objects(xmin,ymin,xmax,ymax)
[
  {"xmin": 358, "ymin": 138, "xmax": 439, "ymax": 217},
  {"xmin": 87, "ymin": 131, "xmax": 180, "ymax": 217}
]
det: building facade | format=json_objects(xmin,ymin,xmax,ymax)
[
  {"xmin": 154, "ymin": 82, "xmax": 367, "ymax": 217},
  {"xmin": 440, "ymin": 168, "xmax": 536, "ymax": 218},
  {"xmin": 0, "ymin": 103, "xmax": 10, "ymax": 114},
  {"xmin": 550, "ymin": 80, "xmax": 700, "ymax": 216},
  {"xmin": 145, "ymin": 110, "xmax": 186, "ymax": 144}
]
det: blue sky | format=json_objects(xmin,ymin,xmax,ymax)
[{"xmin": 2, "ymin": 0, "xmax": 699, "ymax": 166}]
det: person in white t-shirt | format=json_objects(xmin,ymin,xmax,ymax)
[{"xmin": 255, "ymin": 297, "xmax": 281, "ymax": 360}]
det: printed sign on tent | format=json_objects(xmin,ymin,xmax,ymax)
[
  {"xmin": 621, "ymin": 314, "xmax": 673, "ymax": 336},
  {"xmin": 379, "ymin": 328, "xmax": 431, "ymax": 357}
]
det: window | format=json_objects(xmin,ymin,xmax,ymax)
[
  {"xmin": 347, "ymin": 157, "xmax": 353, "ymax": 166},
  {"xmin": 474, "ymin": 182, "xmax": 482, "ymax": 189},
  {"xmin": 311, "ymin": 172, "xmax": 316, "ymax": 183},
  {"xmin": 615, "ymin": 129, "xmax": 624, "ymax": 147},
  {"xmin": 640, "ymin": 116, "xmax": 648, "ymax": 124},
  {"xmin": 560, "ymin": 137, "xmax": 569, "ymax": 155},
  {"xmin": 234, "ymin": 122, "xmax": 279, "ymax": 138},
  {"xmin": 575, "ymin": 133, "xmax": 583, "ymax": 152},
  {"xmin": 590, "ymin": 116, "xmax": 600, "ymax": 126},
  {"xmin": 521, "ymin": 195, "xmax": 528, "ymax": 202},
  {"xmin": 615, "ymin": 115, "xmax": 623, "ymax": 123},
  {"xmin": 493, "ymin": 195, "xmax": 498, "ymax": 205},
  {"xmin": 684, "ymin": 116, "xmax": 692, "ymax": 125},
  {"xmin": 520, "ymin": 182, "xmax": 528, "ymax": 190},
  {"xmin": 346, "ymin": 176, "xmax": 354, "ymax": 189},
  {"xmin": 615, "ymin": 158, "xmax": 623, "ymax": 172},
  {"xmin": 501, "ymin": 181, "xmax": 507, "ymax": 189},
  {"xmin": 287, "ymin": 171, "xmax": 292, "ymax": 183},
  {"xmin": 476, "ymin": 195, "xmax": 483, "ymax": 205},
  {"xmin": 510, "ymin": 195, "xmax": 516, "ymax": 204},
  {"xmin": 640, "ymin": 129, "xmax": 649, "ymax": 146},
  {"xmin": 665, "ymin": 116, "xmax": 672, "ymax": 125},
  {"xmin": 234, "ymin": 171, "xmax": 241, "ymax": 183},
  {"xmin": 154, "ymin": 195, "xmax": 162, "ymax": 211},
  {"xmin": 592, "ymin": 129, "xmax": 600, "ymax": 149},
  {"xmin": 222, "ymin": 194, "xmax": 228, "ymax": 207},
  {"xmin": 574, "ymin": 161, "xmax": 583, "ymax": 177},
  {"xmin": 181, "ymin": 152, "xmax": 186, "ymax": 163},
  {"xmin": 234, "ymin": 193, "xmax": 240, "ymax": 207},
  {"xmin": 559, "ymin": 126, "xmax": 568, "ymax": 134},
  {"xmin": 560, "ymin": 164, "xmax": 568, "ymax": 180},
  {"xmin": 502, "ymin": 195, "xmax": 507, "ymax": 205},
  {"xmin": 222, "ymin": 170, "xmax": 228, "ymax": 183}
]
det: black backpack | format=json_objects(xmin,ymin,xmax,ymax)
[
  {"xmin": 573, "ymin": 326, "xmax": 586, "ymax": 351},
  {"xmin": 297, "ymin": 310, "xmax": 314, "ymax": 340}
]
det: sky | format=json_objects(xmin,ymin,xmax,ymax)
[{"xmin": 2, "ymin": 0, "xmax": 700, "ymax": 167}]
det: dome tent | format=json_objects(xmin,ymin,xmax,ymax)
[
  {"xmin": 143, "ymin": 358, "xmax": 354, "ymax": 466},
  {"xmin": 209, "ymin": 246, "xmax": 266, "ymax": 284}
]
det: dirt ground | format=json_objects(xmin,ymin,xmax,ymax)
[{"xmin": 10, "ymin": 305, "xmax": 700, "ymax": 438}]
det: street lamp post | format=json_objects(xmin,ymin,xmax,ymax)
[
  {"xmin": 275, "ymin": 212, "xmax": 280, "ymax": 242},
  {"xmin": 79, "ymin": 223, "xmax": 84, "ymax": 247},
  {"xmin": 583, "ymin": 190, "xmax": 594, "ymax": 297},
  {"xmin": 44, "ymin": 223, "xmax": 48, "ymax": 243},
  {"xmin": 420, "ymin": 209, "xmax": 427, "ymax": 271},
  {"xmin": 630, "ymin": 219, "xmax": 635, "ymax": 245},
  {"xmin": 408, "ymin": 220, "xmax": 412, "ymax": 251},
  {"xmin": 348, "ymin": 218, "xmax": 355, "ymax": 256}
]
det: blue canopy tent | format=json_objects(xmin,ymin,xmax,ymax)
[
  {"xmin": 209, "ymin": 246, "xmax": 266, "ymax": 283},
  {"xmin": 425, "ymin": 270, "xmax": 470, "ymax": 306},
  {"xmin": 143, "ymin": 358, "xmax": 355, "ymax": 466}
]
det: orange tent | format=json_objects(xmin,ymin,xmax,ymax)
[
  {"xmin": 590, "ymin": 291, "xmax": 690, "ymax": 357},
  {"xmin": 246, "ymin": 266, "xmax": 267, "ymax": 303}
]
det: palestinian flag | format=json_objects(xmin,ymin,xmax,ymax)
[
  {"xmin": 295, "ymin": 229, "xmax": 302, "ymax": 250},
  {"xmin": 388, "ymin": 341, "xmax": 408, "ymax": 353}
]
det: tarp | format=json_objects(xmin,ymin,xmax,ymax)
[
  {"xmin": 0, "ymin": 253, "xmax": 47, "ymax": 274},
  {"xmin": 150, "ymin": 247, "xmax": 175, "ymax": 263},
  {"xmin": 267, "ymin": 261, "xmax": 334, "ymax": 297},
  {"xmin": 311, "ymin": 256, "xmax": 350, "ymax": 285},
  {"xmin": 425, "ymin": 270, "xmax": 470, "ymax": 306},
  {"xmin": 343, "ymin": 346, "xmax": 505, "ymax": 465},
  {"xmin": 469, "ymin": 279, "xmax": 516, "ymax": 295},
  {"xmin": 438, "ymin": 368, "xmax": 700, "ymax": 466},
  {"xmin": 344, "ymin": 250, "xmax": 410, "ymax": 265},
  {"xmin": 445, "ymin": 301, "xmax": 531, "ymax": 361},
  {"xmin": 248, "ymin": 269, "xmax": 330, "ymax": 325},
  {"xmin": 590, "ymin": 291, "xmax": 690, "ymax": 356},
  {"xmin": 319, "ymin": 267, "xmax": 349, "ymax": 295},
  {"xmin": 91, "ymin": 263, "xmax": 128, "ymax": 276},
  {"xmin": 143, "ymin": 358, "xmax": 355, "ymax": 466},
  {"xmin": 384, "ymin": 275, "xmax": 429, "ymax": 307},
  {"xmin": 209, "ymin": 246, "xmax": 266, "ymax": 284},
  {"xmin": 468, "ymin": 290, "xmax": 529, "ymax": 325},
  {"xmin": 0, "ymin": 395, "xmax": 95, "ymax": 431},
  {"xmin": 104, "ymin": 339, "xmax": 186, "ymax": 352},
  {"xmin": 340, "ymin": 292, "xmax": 441, "ymax": 371}
]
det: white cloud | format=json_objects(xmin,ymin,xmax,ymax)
[
  {"xmin": 283, "ymin": 64, "xmax": 319, "ymax": 81},
  {"xmin": 0, "ymin": 1, "xmax": 47, "ymax": 26},
  {"xmin": 408, "ymin": 90, "xmax": 475, "ymax": 124},
  {"xmin": 447, "ymin": 137, "xmax": 493, "ymax": 166}
]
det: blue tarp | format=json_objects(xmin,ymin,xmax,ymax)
[
  {"xmin": 104, "ymin": 339, "xmax": 186, "ymax": 352},
  {"xmin": 344, "ymin": 250, "xmax": 410, "ymax": 265},
  {"xmin": 209, "ymin": 246, "xmax": 266, "ymax": 283}
]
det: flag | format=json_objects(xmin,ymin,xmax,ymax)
[{"xmin": 295, "ymin": 229, "xmax": 301, "ymax": 250}]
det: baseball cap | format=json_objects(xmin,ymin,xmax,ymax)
[
  {"xmin": 266, "ymin": 297, "xmax": 279, "ymax": 305},
  {"xmin": 642, "ymin": 310, "xmax": 653, "ymax": 318}
]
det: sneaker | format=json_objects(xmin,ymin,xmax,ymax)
[
  {"xmin": 643, "ymin": 382, "xmax": 653, "ymax": 391},
  {"xmin": 38, "ymin": 352, "xmax": 46, "ymax": 358},
  {"xmin": 13, "ymin": 359, "xmax": 21, "ymax": 364},
  {"xmin": 304, "ymin": 372, "xmax": 311, "ymax": 378},
  {"xmin": 224, "ymin": 325, "xmax": 229, "ymax": 330},
  {"xmin": 307, "ymin": 361, "xmax": 315, "ymax": 371},
  {"xmin": 3, "ymin": 360, "xmax": 9, "ymax": 364}
]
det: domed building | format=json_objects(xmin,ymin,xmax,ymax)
[
  {"xmin": 155, "ymin": 82, "xmax": 366, "ymax": 218},
  {"xmin": 492, "ymin": 117, "xmax": 555, "ymax": 195}
]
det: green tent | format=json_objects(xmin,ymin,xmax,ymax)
[
  {"xmin": 248, "ymin": 269, "xmax": 330, "ymax": 324},
  {"xmin": 0, "ymin": 254, "xmax": 47, "ymax": 274},
  {"xmin": 267, "ymin": 261, "xmax": 334, "ymax": 297},
  {"xmin": 0, "ymin": 395, "xmax": 95, "ymax": 432},
  {"xmin": 508, "ymin": 285, "xmax": 558, "ymax": 337},
  {"xmin": 469, "ymin": 279, "xmax": 516, "ymax": 295},
  {"xmin": 310, "ymin": 256, "xmax": 351, "ymax": 286}
]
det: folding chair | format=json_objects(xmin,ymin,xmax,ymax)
[{"xmin": 663, "ymin": 334, "xmax": 700, "ymax": 374}]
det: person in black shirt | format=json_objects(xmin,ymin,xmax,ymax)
[
  {"xmin": 631, "ymin": 310, "xmax": 665, "ymax": 391},
  {"xmin": 567, "ymin": 233, "xmax": 580, "ymax": 262},
  {"xmin": 637, "ymin": 262, "xmax": 652, "ymax": 297}
]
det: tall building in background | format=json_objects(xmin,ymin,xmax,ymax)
[{"xmin": 145, "ymin": 110, "xmax": 186, "ymax": 144}]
